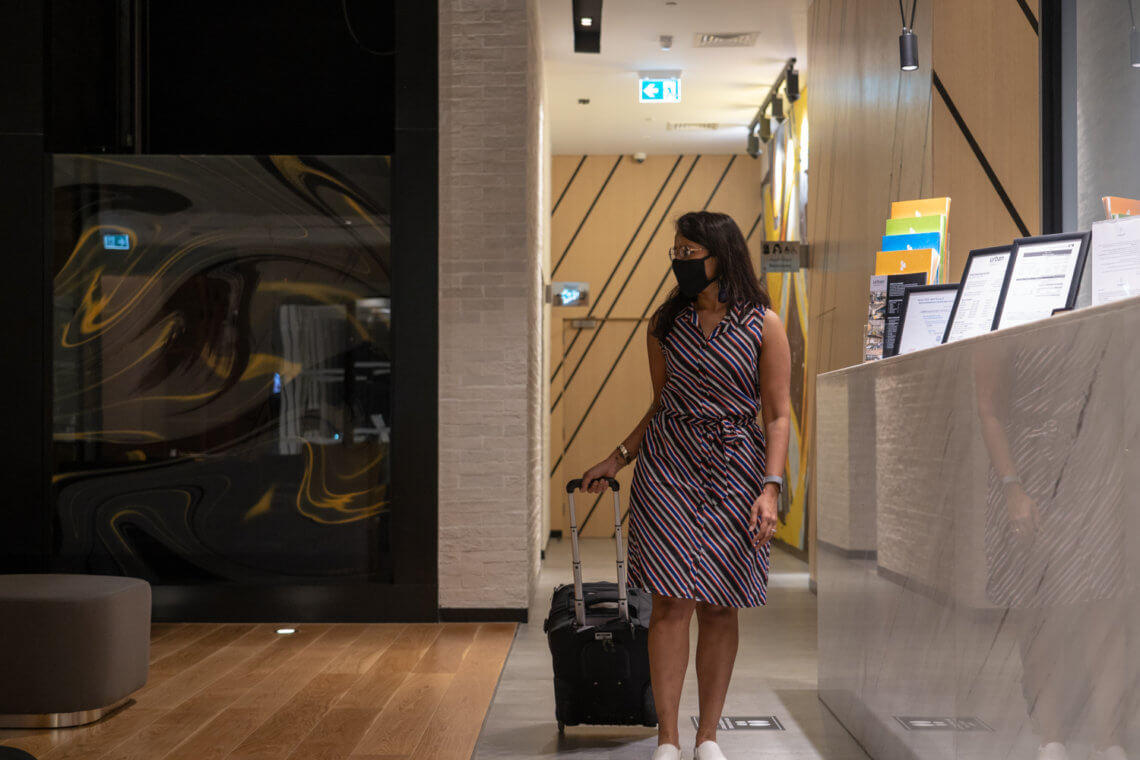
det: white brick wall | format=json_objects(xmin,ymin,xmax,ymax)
[{"xmin": 438, "ymin": 0, "xmax": 544, "ymax": 611}]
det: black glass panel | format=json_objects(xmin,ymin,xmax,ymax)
[{"xmin": 52, "ymin": 155, "xmax": 393, "ymax": 584}]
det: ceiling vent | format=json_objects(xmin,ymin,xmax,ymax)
[
  {"xmin": 667, "ymin": 122, "xmax": 722, "ymax": 131},
  {"xmin": 693, "ymin": 32, "xmax": 759, "ymax": 48}
]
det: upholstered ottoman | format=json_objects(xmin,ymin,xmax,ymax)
[{"xmin": 0, "ymin": 574, "xmax": 151, "ymax": 728}]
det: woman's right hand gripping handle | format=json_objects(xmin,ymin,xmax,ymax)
[{"xmin": 578, "ymin": 452, "xmax": 624, "ymax": 494}]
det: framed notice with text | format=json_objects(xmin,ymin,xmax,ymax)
[
  {"xmin": 896, "ymin": 284, "xmax": 959, "ymax": 355},
  {"xmin": 942, "ymin": 246, "xmax": 1013, "ymax": 343},
  {"xmin": 993, "ymin": 232, "xmax": 1090, "ymax": 331}
]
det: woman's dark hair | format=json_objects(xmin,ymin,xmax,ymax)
[{"xmin": 650, "ymin": 211, "xmax": 770, "ymax": 343}]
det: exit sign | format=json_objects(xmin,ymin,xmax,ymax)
[{"xmin": 639, "ymin": 78, "xmax": 681, "ymax": 103}]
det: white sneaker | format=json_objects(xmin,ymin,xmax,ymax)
[
  {"xmin": 652, "ymin": 744, "xmax": 682, "ymax": 760},
  {"xmin": 1037, "ymin": 743, "xmax": 1069, "ymax": 760},
  {"xmin": 1091, "ymin": 747, "xmax": 1128, "ymax": 760},
  {"xmin": 695, "ymin": 740, "xmax": 728, "ymax": 760}
]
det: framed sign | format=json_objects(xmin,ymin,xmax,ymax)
[
  {"xmin": 942, "ymin": 246, "xmax": 1012, "ymax": 343},
  {"xmin": 993, "ymin": 232, "xmax": 1090, "ymax": 331},
  {"xmin": 896, "ymin": 284, "xmax": 958, "ymax": 355}
]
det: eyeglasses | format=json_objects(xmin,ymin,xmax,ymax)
[{"xmin": 668, "ymin": 245, "xmax": 709, "ymax": 261}]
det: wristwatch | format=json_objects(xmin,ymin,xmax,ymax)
[{"xmin": 761, "ymin": 475, "xmax": 784, "ymax": 495}]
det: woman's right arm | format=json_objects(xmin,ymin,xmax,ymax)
[{"xmin": 579, "ymin": 322, "xmax": 668, "ymax": 493}]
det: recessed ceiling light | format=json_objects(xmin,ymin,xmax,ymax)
[
  {"xmin": 580, "ymin": 17, "xmax": 593, "ymax": 27},
  {"xmin": 276, "ymin": 627, "xmax": 297, "ymax": 635}
]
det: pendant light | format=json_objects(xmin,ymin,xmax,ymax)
[{"xmin": 898, "ymin": 0, "xmax": 919, "ymax": 71}]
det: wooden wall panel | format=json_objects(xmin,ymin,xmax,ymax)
[
  {"xmin": 804, "ymin": 0, "xmax": 935, "ymax": 581},
  {"xmin": 548, "ymin": 154, "xmax": 767, "ymax": 537},
  {"xmin": 932, "ymin": 0, "xmax": 1041, "ymax": 278},
  {"xmin": 804, "ymin": 0, "xmax": 1043, "ymax": 581}
]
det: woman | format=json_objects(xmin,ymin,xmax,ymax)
[{"xmin": 579, "ymin": 211, "xmax": 792, "ymax": 760}]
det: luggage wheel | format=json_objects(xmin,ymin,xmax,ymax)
[{"xmin": 557, "ymin": 721, "xmax": 565, "ymax": 734}]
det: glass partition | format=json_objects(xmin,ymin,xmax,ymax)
[{"xmin": 52, "ymin": 155, "xmax": 393, "ymax": 585}]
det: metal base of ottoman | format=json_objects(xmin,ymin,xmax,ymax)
[{"xmin": 0, "ymin": 698, "xmax": 131, "ymax": 729}]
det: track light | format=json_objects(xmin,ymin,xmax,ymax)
[
  {"xmin": 786, "ymin": 69, "xmax": 800, "ymax": 102},
  {"xmin": 771, "ymin": 97, "xmax": 785, "ymax": 122},
  {"xmin": 747, "ymin": 132, "xmax": 761, "ymax": 159},
  {"xmin": 898, "ymin": 0, "xmax": 918, "ymax": 71},
  {"xmin": 759, "ymin": 118, "xmax": 772, "ymax": 144}
]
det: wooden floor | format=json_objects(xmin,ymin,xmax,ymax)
[{"xmin": 0, "ymin": 621, "xmax": 516, "ymax": 760}]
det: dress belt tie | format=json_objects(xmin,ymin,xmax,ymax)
[{"xmin": 658, "ymin": 410, "xmax": 756, "ymax": 448}]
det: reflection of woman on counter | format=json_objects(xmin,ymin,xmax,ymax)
[{"xmin": 974, "ymin": 341, "xmax": 1127, "ymax": 760}]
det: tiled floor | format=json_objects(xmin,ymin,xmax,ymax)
[{"xmin": 473, "ymin": 537, "xmax": 872, "ymax": 760}]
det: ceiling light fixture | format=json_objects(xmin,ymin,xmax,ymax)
[
  {"xmin": 898, "ymin": 0, "xmax": 919, "ymax": 71},
  {"xmin": 572, "ymin": 0, "xmax": 603, "ymax": 54},
  {"xmin": 771, "ymin": 97, "xmax": 785, "ymax": 122},
  {"xmin": 759, "ymin": 118, "xmax": 772, "ymax": 144},
  {"xmin": 660, "ymin": 34, "xmax": 673, "ymax": 51},
  {"xmin": 746, "ymin": 57, "xmax": 794, "ymax": 154},
  {"xmin": 785, "ymin": 69, "xmax": 800, "ymax": 102}
]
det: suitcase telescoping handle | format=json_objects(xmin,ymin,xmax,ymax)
[{"xmin": 565, "ymin": 477, "xmax": 630, "ymax": 628}]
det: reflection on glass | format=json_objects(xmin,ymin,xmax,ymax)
[
  {"xmin": 52, "ymin": 155, "xmax": 392, "ymax": 583},
  {"xmin": 974, "ymin": 340, "xmax": 1126, "ymax": 755}
]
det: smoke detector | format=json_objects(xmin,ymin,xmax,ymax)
[{"xmin": 693, "ymin": 32, "xmax": 759, "ymax": 48}]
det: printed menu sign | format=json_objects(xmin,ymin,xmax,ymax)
[
  {"xmin": 995, "ymin": 234, "xmax": 1088, "ymax": 331},
  {"xmin": 944, "ymin": 247, "xmax": 1011, "ymax": 343}
]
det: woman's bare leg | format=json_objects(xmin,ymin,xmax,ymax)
[
  {"xmin": 649, "ymin": 593, "xmax": 697, "ymax": 747},
  {"xmin": 694, "ymin": 601, "xmax": 739, "ymax": 745}
]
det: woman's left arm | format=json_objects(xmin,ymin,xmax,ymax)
[{"xmin": 752, "ymin": 309, "xmax": 792, "ymax": 547}]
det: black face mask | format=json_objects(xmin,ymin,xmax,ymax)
[{"xmin": 671, "ymin": 257, "xmax": 716, "ymax": 298}]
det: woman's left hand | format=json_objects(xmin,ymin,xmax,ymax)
[{"xmin": 750, "ymin": 488, "xmax": 779, "ymax": 548}]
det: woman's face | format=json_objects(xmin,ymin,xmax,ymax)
[{"xmin": 674, "ymin": 233, "xmax": 719, "ymax": 281}]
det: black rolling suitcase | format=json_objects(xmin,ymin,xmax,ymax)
[{"xmin": 542, "ymin": 477, "xmax": 657, "ymax": 733}]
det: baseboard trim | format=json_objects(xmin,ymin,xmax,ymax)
[{"xmin": 440, "ymin": 607, "xmax": 529, "ymax": 623}]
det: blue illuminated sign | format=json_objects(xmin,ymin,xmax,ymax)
[
  {"xmin": 551, "ymin": 281, "xmax": 589, "ymax": 307},
  {"xmin": 639, "ymin": 78, "xmax": 681, "ymax": 103},
  {"xmin": 102, "ymin": 233, "xmax": 131, "ymax": 251}
]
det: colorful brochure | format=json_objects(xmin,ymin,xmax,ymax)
[
  {"xmin": 885, "ymin": 214, "xmax": 945, "ymax": 238},
  {"xmin": 1103, "ymin": 196, "xmax": 1140, "ymax": 219},
  {"xmin": 890, "ymin": 197, "xmax": 952, "ymax": 219},
  {"xmin": 881, "ymin": 232, "xmax": 943, "ymax": 253},
  {"xmin": 875, "ymin": 248, "xmax": 940, "ymax": 279}
]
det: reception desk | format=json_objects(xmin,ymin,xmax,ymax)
[{"xmin": 815, "ymin": 296, "xmax": 1140, "ymax": 760}]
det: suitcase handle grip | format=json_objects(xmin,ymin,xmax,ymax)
[
  {"xmin": 566, "ymin": 477, "xmax": 620, "ymax": 493},
  {"xmin": 564, "ymin": 478, "xmax": 630, "ymax": 628}
]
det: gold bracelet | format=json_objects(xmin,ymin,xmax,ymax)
[{"xmin": 617, "ymin": 443, "xmax": 633, "ymax": 464}]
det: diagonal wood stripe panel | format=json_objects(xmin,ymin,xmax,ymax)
[{"xmin": 549, "ymin": 154, "xmax": 768, "ymax": 537}]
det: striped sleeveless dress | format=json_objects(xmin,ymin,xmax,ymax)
[{"xmin": 627, "ymin": 299, "xmax": 771, "ymax": 608}]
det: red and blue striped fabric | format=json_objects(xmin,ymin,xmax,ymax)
[{"xmin": 628, "ymin": 299, "xmax": 771, "ymax": 608}]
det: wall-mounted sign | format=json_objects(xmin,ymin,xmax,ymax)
[
  {"xmin": 639, "ymin": 78, "xmax": 681, "ymax": 103},
  {"xmin": 761, "ymin": 240, "xmax": 806, "ymax": 273},
  {"xmin": 102, "ymin": 233, "xmax": 131, "ymax": 251},
  {"xmin": 550, "ymin": 281, "xmax": 589, "ymax": 307}
]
